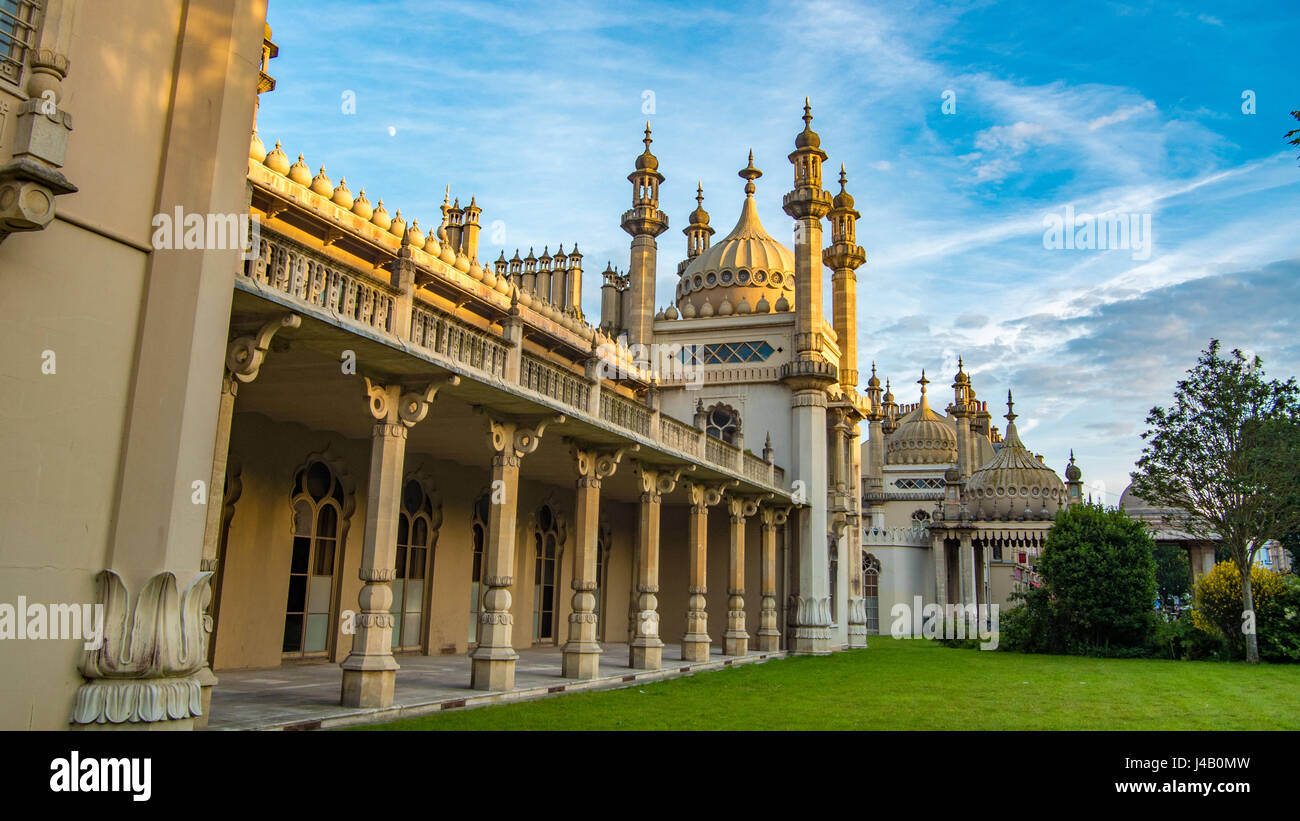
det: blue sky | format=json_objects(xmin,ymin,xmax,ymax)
[{"xmin": 257, "ymin": 0, "xmax": 1300, "ymax": 502}]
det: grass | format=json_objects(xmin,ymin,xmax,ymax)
[{"xmin": 357, "ymin": 638, "xmax": 1300, "ymax": 730}]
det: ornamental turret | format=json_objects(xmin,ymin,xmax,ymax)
[
  {"xmin": 823, "ymin": 164, "xmax": 865, "ymax": 390},
  {"xmin": 620, "ymin": 122, "xmax": 669, "ymax": 348}
]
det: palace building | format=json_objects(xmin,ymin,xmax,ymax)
[{"xmin": 0, "ymin": 0, "xmax": 1086, "ymax": 730}]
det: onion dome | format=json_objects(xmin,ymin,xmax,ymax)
[
  {"xmin": 736, "ymin": 296, "xmax": 752, "ymax": 314},
  {"xmin": 264, "ymin": 140, "xmax": 290, "ymax": 175},
  {"xmin": 883, "ymin": 378, "xmax": 895, "ymax": 405},
  {"xmin": 965, "ymin": 391, "xmax": 1068, "ymax": 520},
  {"xmin": 689, "ymin": 182, "xmax": 710, "ymax": 225},
  {"xmin": 423, "ymin": 226, "xmax": 441, "ymax": 256},
  {"xmin": 664, "ymin": 304, "xmax": 679, "ymax": 319},
  {"xmin": 370, "ymin": 199, "xmax": 391, "ymax": 230},
  {"xmin": 389, "ymin": 209, "xmax": 406, "ymax": 237},
  {"xmin": 331, "ymin": 177, "xmax": 354, "ymax": 209},
  {"xmin": 351, "ymin": 188, "xmax": 373, "ymax": 220},
  {"xmin": 287, "ymin": 153, "xmax": 312, "ymax": 186},
  {"xmin": 1065, "ymin": 450, "xmax": 1082, "ymax": 481},
  {"xmin": 794, "ymin": 97, "xmax": 821, "ymax": 149},
  {"xmin": 405, "ymin": 219, "xmax": 424, "ymax": 248},
  {"xmin": 718, "ymin": 297, "xmax": 733, "ymax": 316},
  {"xmin": 885, "ymin": 370, "xmax": 959, "ymax": 465},
  {"xmin": 309, "ymin": 167, "xmax": 333, "ymax": 198},
  {"xmin": 774, "ymin": 294, "xmax": 790, "ymax": 312},
  {"xmin": 250, "ymin": 129, "xmax": 267, "ymax": 162},
  {"xmin": 953, "ymin": 355, "xmax": 970, "ymax": 386},
  {"xmin": 682, "ymin": 301, "xmax": 697, "ymax": 318},
  {"xmin": 699, "ymin": 299, "xmax": 714, "ymax": 317},
  {"xmin": 867, "ymin": 361, "xmax": 881, "ymax": 389},
  {"xmin": 678, "ymin": 150, "xmax": 794, "ymax": 319},
  {"xmin": 755, "ymin": 295, "xmax": 770, "ymax": 313},
  {"xmin": 635, "ymin": 122, "xmax": 658, "ymax": 171},
  {"xmin": 832, "ymin": 164, "xmax": 854, "ymax": 209}
]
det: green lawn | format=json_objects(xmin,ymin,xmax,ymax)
[{"xmin": 359, "ymin": 639, "xmax": 1300, "ymax": 730}]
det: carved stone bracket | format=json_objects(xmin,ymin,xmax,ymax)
[
  {"xmin": 364, "ymin": 374, "xmax": 459, "ymax": 427},
  {"xmin": 226, "ymin": 313, "xmax": 300, "ymax": 385}
]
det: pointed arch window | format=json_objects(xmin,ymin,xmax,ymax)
[
  {"xmin": 468, "ymin": 491, "xmax": 490, "ymax": 646},
  {"xmin": 532, "ymin": 504, "xmax": 563, "ymax": 644},
  {"xmin": 284, "ymin": 459, "xmax": 348, "ymax": 657},
  {"xmin": 392, "ymin": 477, "xmax": 440, "ymax": 652},
  {"xmin": 863, "ymin": 553, "xmax": 881, "ymax": 634},
  {"xmin": 595, "ymin": 525, "xmax": 611, "ymax": 642},
  {"xmin": 705, "ymin": 402, "xmax": 740, "ymax": 444}
]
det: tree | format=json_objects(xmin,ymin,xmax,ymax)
[
  {"xmin": 1287, "ymin": 110, "xmax": 1300, "ymax": 165},
  {"xmin": 1152, "ymin": 542, "xmax": 1190, "ymax": 605},
  {"xmin": 1131, "ymin": 340, "xmax": 1300, "ymax": 663},
  {"xmin": 1192, "ymin": 560, "xmax": 1300, "ymax": 662},
  {"xmin": 1038, "ymin": 502, "xmax": 1158, "ymax": 651}
]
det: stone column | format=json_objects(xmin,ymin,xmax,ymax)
[
  {"xmin": 847, "ymin": 513, "xmax": 867, "ymax": 649},
  {"xmin": 471, "ymin": 414, "xmax": 561, "ymax": 690},
  {"xmin": 757, "ymin": 506, "xmax": 788, "ymax": 651},
  {"xmin": 561, "ymin": 444, "xmax": 629, "ymax": 679},
  {"xmin": 341, "ymin": 376, "xmax": 457, "ymax": 708},
  {"xmin": 629, "ymin": 464, "xmax": 684, "ymax": 669},
  {"xmin": 959, "ymin": 534, "xmax": 978, "ymax": 612},
  {"xmin": 724, "ymin": 496, "xmax": 759, "ymax": 656},
  {"xmin": 682, "ymin": 481, "xmax": 723, "ymax": 662},
  {"xmin": 933, "ymin": 536, "xmax": 948, "ymax": 608}
]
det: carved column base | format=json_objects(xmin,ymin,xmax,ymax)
[
  {"xmin": 724, "ymin": 597, "xmax": 749, "ymax": 656},
  {"xmin": 470, "ymin": 654, "xmax": 517, "ymax": 691},
  {"xmin": 847, "ymin": 596, "xmax": 869, "ymax": 648},
  {"xmin": 561, "ymin": 612, "xmax": 602, "ymax": 680},
  {"xmin": 755, "ymin": 631, "xmax": 780, "ymax": 652},
  {"xmin": 681, "ymin": 635, "xmax": 711, "ymax": 662},
  {"xmin": 629, "ymin": 637, "xmax": 663, "ymax": 670},
  {"xmin": 71, "ymin": 676, "xmax": 204, "ymax": 729},
  {"xmin": 340, "ymin": 667, "xmax": 396, "ymax": 708},
  {"xmin": 194, "ymin": 665, "xmax": 218, "ymax": 729},
  {"xmin": 788, "ymin": 626, "xmax": 833, "ymax": 655},
  {"xmin": 724, "ymin": 632, "xmax": 749, "ymax": 657}
]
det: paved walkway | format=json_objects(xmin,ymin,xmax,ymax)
[{"xmin": 207, "ymin": 642, "xmax": 784, "ymax": 730}]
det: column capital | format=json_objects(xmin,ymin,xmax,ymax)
[
  {"xmin": 478, "ymin": 409, "xmax": 566, "ymax": 459},
  {"xmin": 362, "ymin": 374, "xmax": 459, "ymax": 427},
  {"xmin": 634, "ymin": 461, "xmax": 692, "ymax": 498},
  {"xmin": 225, "ymin": 313, "xmax": 300, "ymax": 384},
  {"xmin": 568, "ymin": 439, "xmax": 638, "ymax": 482},
  {"xmin": 726, "ymin": 494, "xmax": 760, "ymax": 522},
  {"xmin": 760, "ymin": 503, "xmax": 792, "ymax": 529},
  {"xmin": 687, "ymin": 479, "xmax": 728, "ymax": 510}
]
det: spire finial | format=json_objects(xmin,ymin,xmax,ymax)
[
  {"xmin": 643, "ymin": 121, "xmax": 652, "ymax": 152},
  {"xmin": 739, "ymin": 150, "xmax": 762, "ymax": 195},
  {"xmin": 838, "ymin": 163, "xmax": 847, "ymax": 192},
  {"xmin": 803, "ymin": 96, "xmax": 813, "ymax": 129},
  {"xmin": 696, "ymin": 181, "xmax": 704, "ymax": 207},
  {"xmin": 918, "ymin": 369, "xmax": 929, "ymax": 394},
  {"xmin": 1069, "ymin": 448, "xmax": 1076, "ymax": 464},
  {"xmin": 1006, "ymin": 390, "xmax": 1017, "ymax": 423}
]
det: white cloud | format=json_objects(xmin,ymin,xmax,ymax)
[{"xmin": 1087, "ymin": 100, "xmax": 1156, "ymax": 131}]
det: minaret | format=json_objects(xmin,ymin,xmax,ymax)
[
  {"xmin": 951, "ymin": 356, "xmax": 974, "ymax": 479},
  {"xmin": 824, "ymin": 164, "xmax": 865, "ymax": 391},
  {"xmin": 524, "ymin": 247, "xmax": 540, "ymax": 301},
  {"xmin": 864, "ymin": 362, "xmax": 885, "ymax": 493},
  {"xmin": 620, "ymin": 123, "xmax": 669, "ymax": 349},
  {"xmin": 1065, "ymin": 450, "xmax": 1084, "ymax": 507},
  {"xmin": 779, "ymin": 100, "xmax": 838, "ymax": 656},
  {"xmin": 684, "ymin": 182, "xmax": 714, "ymax": 261}
]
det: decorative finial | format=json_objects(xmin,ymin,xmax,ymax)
[
  {"xmin": 803, "ymin": 96, "xmax": 813, "ymax": 128},
  {"xmin": 696, "ymin": 181, "xmax": 704, "ymax": 207},
  {"xmin": 739, "ymin": 150, "xmax": 762, "ymax": 195},
  {"xmin": 838, "ymin": 163, "xmax": 848, "ymax": 192},
  {"xmin": 918, "ymin": 369, "xmax": 929, "ymax": 394},
  {"xmin": 1069, "ymin": 449, "xmax": 1076, "ymax": 464},
  {"xmin": 1006, "ymin": 390, "xmax": 1017, "ymax": 423},
  {"xmin": 643, "ymin": 121, "xmax": 652, "ymax": 152}
]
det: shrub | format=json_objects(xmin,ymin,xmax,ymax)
[
  {"xmin": 999, "ymin": 586, "xmax": 1063, "ymax": 654},
  {"xmin": 1192, "ymin": 561, "xmax": 1300, "ymax": 662}
]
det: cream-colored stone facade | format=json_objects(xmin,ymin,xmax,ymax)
[{"xmin": 0, "ymin": 2, "xmax": 889, "ymax": 730}]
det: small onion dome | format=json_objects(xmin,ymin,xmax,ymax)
[
  {"xmin": 736, "ymin": 296, "xmax": 752, "ymax": 314},
  {"xmin": 288, "ymin": 153, "xmax": 312, "ymax": 186},
  {"xmin": 370, "ymin": 199, "xmax": 391, "ymax": 230},
  {"xmin": 250, "ymin": 129, "xmax": 267, "ymax": 162},
  {"xmin": 438, "ymin": 239, "xmax": 455, "ymax": 264},
  {"xmin": 494, "ymin": 273, "xmax": 510, "ymax": 295},
  {"xmin": 636, "ymin": 122, "xmax": 659, "ymax": 171},
  {"xmin": 774, "ymin": 294, "xmax": 790, "ymax": 312},
  {"xmin": 389, "ymin": 209, "xmax": 406, "ymax": 237},
  {"xmin": 885, "ymin": 371, "xmax": 959, "ymax": 465},
  {"xmin": 1065, "ymin": 450, "xmax": 1082, "ymax": 481},
  {"xmin": 794, "ymin": 98, "xmax": 821, "ymax": 149},
  {"xmin": 473, "ymin": 260, "xmax": 489, "ymax": 283},
  {"xmin": 664, "ymin": 304, "xmax": 679, "ymax": 319},
  {"xmin": 755, "ymin": 295, "xmax": 770, "ymax": 313},
  {"xmin": 331, "ymin": 177, "xmax": 354, "ymax": 209},
  {"xmin": 423, "ymin": 228, "xmax": 441, "ymax": 256},
  {"xmin": 699, "ymin": 299, "xmax": 714, "ymax": 317},
  {"xmin": 832, "ymin": 164, "xmax": 854, "ymax": 209},
  {"xmin": 454, "ymin": 249, "xmax": 471, "ymax": 272},
  {"xmin": 264, "ymin": 140, "xmax": 290, "ymax": 175},
  {"xmin": 405, "ymin": 219, "xmax": 424, "ymax": 248},
  {"xmin": 954, "ymin": 354, "xmax": 970, "ymax": 385},
  {"xmin": 883, "ymin": 379, "xmax": 895, "ymax": 405},
  {"xmin": 682, "ymin": 301, "xmax": 697, "ymax": 318},
  {"xmin": 689, "ymin": 182, "xmax": 710, "ymax": 225},
  {"xmin": 867, "ymin": 361, "xmax": 881, "ymax": 389},
  {"xmin": 351, "ymin": 188, "xmax": 373, "ymax": 220},
  {"xmin": 944, "ymin": 466, "xmax": 961, "ymax": 483},
  {"xmin": 965, "ymin": 391, "xmax": 1068, "ymax": 520},
  {"xmin": 654, "ymin": 307, "xmax": 665, "ymax": 321},
  {"xmin": 309, "ymin": 167, "xmax": 334, "ymax": 198},
  {"xmin": 718, "ymin": 298, "xmax": 733, "ymax": 316}
]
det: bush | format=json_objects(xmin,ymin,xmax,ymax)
[
  {"xmin": 999, "ymin": 586, "xmax": 1063, "ymax": 654},
  {"xmin": 1192, "ymin": 561, "xmax": 1300, "ymax": 662},
  {"xmin": 1037, "ymin": 503, "xmax": 1159, "ymax": 653},
  {"xmin": 1151, "ymin": 611, "xmax": 1230, "ymax": 661}
]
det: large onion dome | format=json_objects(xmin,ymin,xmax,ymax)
[
  {"xmin": 966, "ymin": 391, "xmax": 1067, "ymax": 519},
  {"xmin": 885, "ymin": 371, "xmax": 959, "ymax": 465}
]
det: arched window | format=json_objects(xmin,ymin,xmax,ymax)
[
  {"xmin": 284, "ymin": 459, "xmax": 349, "ymax": 657},
  {"xmin": 911, "ymin": 509, "xmax": 931, "ymax": 523},
  {"xmin": 392, "ymin": 477, "xmax": 441, "ymax": 652},
  {"xmin": 595, "ymin": 524, "xmax": 611, "ymax": 642},
  {"xmin": 532, "ymin": 504, "xmax": 562, "ymax": 644},
  {"xmin": 705, "ymin": 402, "xmax": 740, "ymax": 444},
  {"xmin": 828, "ymin": 534, "xmax": 839, "ymax": 623},
  {"xmin": 863, "ymin": 553, "xmax": 881, "ymax": 635},
  {"xmin": 468, "ymin": 492, "xmax": 490, "ymax": 646}
]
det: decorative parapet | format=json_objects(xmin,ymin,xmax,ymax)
[
  {"xmin": 72, "ymin": 570, "xmax": 213, "ymax": 726},
  {"xmin": 862, "ymin": 524, "xmax": 931, "ymax": 546}
]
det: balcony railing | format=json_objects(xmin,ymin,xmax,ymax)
[{"xmin": 239, "ymin": 228, "xmax": 787, "ymax": 494}]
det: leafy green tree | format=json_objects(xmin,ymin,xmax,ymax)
[
  {"xmin": 1039, "ymin": 502, "xmax": 1158, "ymax": 651},
  {"xmin": 1131, "ymin": 341, "xmax": 1300, "ymax": 663},
  {"xmin": 1153, "ymin": 542, "xmax": 1190, "ymax": 604}
]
